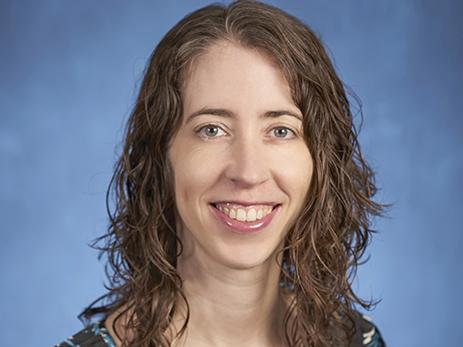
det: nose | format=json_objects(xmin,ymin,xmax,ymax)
[{"xmin": 224, "ymin": 134, "xmax": 271, "ymax": 188}]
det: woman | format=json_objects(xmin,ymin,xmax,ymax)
[{"xmin": 56, "ymin": 1, "xmax": 387, "ymax": 346}]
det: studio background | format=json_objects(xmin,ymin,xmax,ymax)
[{"xmin": 1, "ymin": 1, "xmax": 461, "ymax": 346}]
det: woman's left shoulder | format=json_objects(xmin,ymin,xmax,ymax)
[{"xmin": 349, "ymin": 312, "xmax": 386, "ymax": 347}]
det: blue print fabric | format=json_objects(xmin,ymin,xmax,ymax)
[
  {"xmin": 55, "ymin": 322, "xmax": 116, "ymax": 347},
  {"xmin": 55, "ymin": 313, "xmax": 385, "ymax": 347}
]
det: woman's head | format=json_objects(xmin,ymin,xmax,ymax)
[
  {"xmin": 168, "ymin": 40, "xmax": 313, "ymax": 271},
  {"xmin": 83, "ymin": 1, "xmax": 385, "ymax": 346}
]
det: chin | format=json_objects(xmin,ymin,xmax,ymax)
[{"xmin": 212, "ymin": 240, "xmax": 283, "ymax": 271}]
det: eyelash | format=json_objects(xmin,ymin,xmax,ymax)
[{"xmin": 195, "ymin": 124, "xmax": 298, "ymax": 140}]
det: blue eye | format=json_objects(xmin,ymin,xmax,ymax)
[
  {"xmin": 196, "ymin": 124, "xmax": 296, "ymax": 139},
  {"xmin": 272, "ymin": 127, "xmax": 296, "ymax": 139},
  {"xmin": 197, "ymin": 125, "xmax": 226, "ymax": 138}
]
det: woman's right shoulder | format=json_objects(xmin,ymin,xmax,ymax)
[{"xmin": 55, "ymin": 321, "xmax": 116, "ymax": 347}]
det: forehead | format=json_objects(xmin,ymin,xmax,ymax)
[{"xmin": 181, "ymin": 41, "xmax": 296, "ymax": 115}]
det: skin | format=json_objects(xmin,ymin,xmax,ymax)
[
  {"xmin": 167, "ymin": 41, "xmax": 313, "ymax": 347},
  {"xmin": 106, "ymin": 40, "xmax": 313, "ymax": 347}
]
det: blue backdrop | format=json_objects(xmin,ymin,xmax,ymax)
[{"xmin": 1, "ymin": 1, "xmax": 461, "ymax": 346}]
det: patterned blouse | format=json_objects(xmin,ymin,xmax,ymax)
[{"xmin": 55, "ymin": 313, "xmax": 385, "ymax": 347}]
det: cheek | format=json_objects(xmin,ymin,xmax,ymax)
[
  {"xmin": 272, "ymin": 144, "xmax": 313, "ymax": 191},
  {"xmin": 172, "ymin": 144, "xmax": 223, "ymax": 202}
]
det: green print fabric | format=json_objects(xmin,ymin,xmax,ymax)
[{"xmin": 55, "ymin": 313, "xmax": 386, "ymax": 347}]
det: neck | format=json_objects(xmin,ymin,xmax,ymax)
[{"xmin": 169, "ymin": 251, "xmax": 288, "ymax": 347}]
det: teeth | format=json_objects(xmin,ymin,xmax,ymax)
[
  {"xmin": 237, "ymin": 209, "xmax": 246, "ymax": 221},
  {"xmin": 246, "ymin": 208, "xmax": 257, "ymax": 222},
  {"xmin": 215, "ymin": 203, "xmax": 275, "ymax": 222}
]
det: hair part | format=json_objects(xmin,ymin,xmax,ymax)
[{"xmin": 80, "ymin": 1, "xmax": 388, "ymax": 346}]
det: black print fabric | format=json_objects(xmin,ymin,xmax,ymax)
[{"xmin": 55, "ymin": 313, "xmax": 385, "ymax": 347}]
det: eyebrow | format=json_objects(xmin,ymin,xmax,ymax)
[{"xmin": 185, "ymin": 107, "xmax": 303, "ymax": 124}]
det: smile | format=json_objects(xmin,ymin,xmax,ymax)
[{"xmin": 209, "ymin": 202, "xmax": 281, "ymax": 234}]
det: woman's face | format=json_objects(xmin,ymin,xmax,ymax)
[{"xmin": 168, "ymin": 41, "xmax": 313, "ymax": 270}]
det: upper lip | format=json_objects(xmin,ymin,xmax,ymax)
[{"xmin": 211, "ymin": 200, "xmax": 280, "ymax": 207}]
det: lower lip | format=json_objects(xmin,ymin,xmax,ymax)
[{"xmin": 209, "ymin": 204, "xmax": 280, "ymax": 234}]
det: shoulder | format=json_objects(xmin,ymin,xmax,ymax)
[
  {"xmin": 349, "ymin": 312, "xmax": 386, "ymax": 347},
  {"xmin": 55, "ymin": 321, "xmax": 116, "ymax": 347}
]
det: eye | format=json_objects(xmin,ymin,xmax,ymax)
[
  {"xmin": 272, "ymin": 126, "xmax": 296, "ymax": 139},
  {"xmin": 196, "ymin": 124, "xmax": 227, "ymax": 138},
  {"xmin": 195, "ymin": 124, "xmax": 297, "ymax": 140}
]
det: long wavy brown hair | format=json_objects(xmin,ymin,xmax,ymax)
[{"xmin": 80, "ymin": 1, "xmax": 387, "ymax": 346}]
